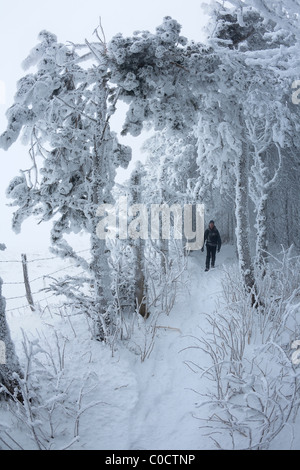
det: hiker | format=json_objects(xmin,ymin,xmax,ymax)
[{"xmin": 201, "ymin": 220, "xmax": 221, "ymax": 272}]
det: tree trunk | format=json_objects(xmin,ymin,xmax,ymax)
[
  {"xmin": 90, "ymin": 81, "xmax": 114, "ymax": 341},
  {"xmin": 90, "ymin": 232, "xmax": 112, "ymax": 341},
  {"xmin": 133, "ymin": 240, "xmax": 147, "ymax": 317},
  {"xmin": 235, "ymin": 134, "xmax": 257, "ymax": 301},
  {"xmin": 129, "ymin": 165, "xmax": 147, "ymax": 317},
  {"xmin": 253, "ymin": 143, "xmax": 281, "ymax": 278},
  {"xmin": 0, "ymin": 278, "xmax": 23, "ymax": 400},
  {"xmin": 255, "ymin": 193, "xmax": 268, "ymax": 277}
]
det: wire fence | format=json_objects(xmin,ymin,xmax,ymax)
[
  {"xmin": 0, "ymin": 249, "xmax": 92, "ymax": 313},
  {"xmin": 5, "ymin": 293, "xmax": 58, "ymax": 313}
]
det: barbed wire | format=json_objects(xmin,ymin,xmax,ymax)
[
  {"xmin": 2, "ymin": 258, "xmax": 92, "ymax": 286},
  {"xmin": 5, "ymin": 289, "xmax": 48, "ymax": 301},
  {"xmin": 1, "ymin": 251, "xmax": 92, "ymax": 286},
  {"xmin": 0, "ymin": 260, "xmax": 23, "ymax": 264},
  {"xmin": 2, "ymin": 280, "xmax": 25, "ymax": 285},
  {"xmin": 5, "ymin": 293, "xmax": 58, "ymax": 313},
  {"xmin": 3, "ymin": 260, "xmax": 93, "ymax": 301},
  {"xmin": 1, "ymin": 249, "xmax": 93, "ymax": 306},
  {"xmin": 3, "ymin": 257, "xmax": 93, "ymax": 287},
  {"xmin": 0, "ymin": 248, "xmax": 91, "ymax": 265},
  {"xmin": 27, "ymin": 249, "xmax": 91, "ymax": 263}
]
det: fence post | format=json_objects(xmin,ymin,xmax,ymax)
[{"xmin": 21, "ymin": 254, "xmax": 35, "ymax": 311}]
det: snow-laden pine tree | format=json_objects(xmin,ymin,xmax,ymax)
[
  {"xmin": 107, "ymin": 15, "xmax": 258, "ymax": 292},
  {"xmin": 0, "ymin": 31, "xmax": 131, "ymax": 341},
  {"xmin": 106, "ymin": 16, "xmax": 253, "ymax": 291},
  {"xmin": 212, "ymin": 3, "xmax": 300, "ymax": 271},
  {"xmin": 107, "ymin": 17, "xmax": 203, "ymax": 137},
  {"xmin": 194, "ymin": 91, "xmax": 256, "ymax": 292},
  {"xmin": 245, "ymin": 86, "xmax": 300, "ymax": 275},
  {"xmin": 225, "ymin": 0, "xmax": 300, "ymax": 256},
  {"xmin": 228, "ymin": 0, "xmax": 300, "ymax": 41},
  {"xmin": 191, "ymin": 2, "xmax": 299, "ymax": 291},
  {"xmin": 108, "ymin": 10, "xmax": 300, "ymax": 296}
]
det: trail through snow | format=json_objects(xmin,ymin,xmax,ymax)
[
  {"xmin": 123, "ymin": 245, "xmax": 237, "ymax": 450},
  {"xmin": 1, "ymin": 244, "xmax": 237, "ymax": 450}
]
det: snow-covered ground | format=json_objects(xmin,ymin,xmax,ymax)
[{"xmin": 0, "ymin": 244, "xmax": 299, "ymax": 450}]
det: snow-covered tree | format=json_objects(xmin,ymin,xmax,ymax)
[
  {"xmin": 0, "ymin": 31, "xmax": 131, "ymax": 341},
  {"xmin": 193, "ymin": 3, "xmax": 300, "ymax": 291},
  {"xmin": 2, "ymin": 8, "xmax": 299, "ymax": 329},
  {"xmin": 107, "ymin": 17, "xmax": 205, "ymax": 138},
  {"xmin": 228, "ymin": 0, "xmax": 300, "ymax": 41},
  {"xmin": 107, "ymin": 14, "xmax": 275, "ymax": 294},
  {"xmin": 231, "ymin": 0, "xmax": 300, "ymax": 259}
]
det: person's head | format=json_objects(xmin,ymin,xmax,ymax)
[{"xmin": 209, "ymin": 220, "xmax": 215, "ymax": 229}]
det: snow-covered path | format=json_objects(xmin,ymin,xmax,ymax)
[
  {"xmin": 1, "ymin": 244, "xmax": 237, "ymax": 450},
  {"xmin": 3, "ymin": 242, "xmax": 297, "ymax": 451},
  {"xmin": 124, "ymin": 245, "xmax": 237, "ymax": 450}
]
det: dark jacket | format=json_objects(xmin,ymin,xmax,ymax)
[{"xmin": 204, "ymin": 226, "xmax": 221, "ymax": 250}]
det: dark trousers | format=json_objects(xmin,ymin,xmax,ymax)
[{"xmin": 206, "ymin": 245, "xmax": 217, "ymax": 269}]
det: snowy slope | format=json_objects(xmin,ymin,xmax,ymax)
[
  {"xmin": 1, "ymin": 244, "xmax": 299, "ymax": 450},
  {"xmin": 0, "ymin": 244, "xmax": 235, "ymax": 449}
]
